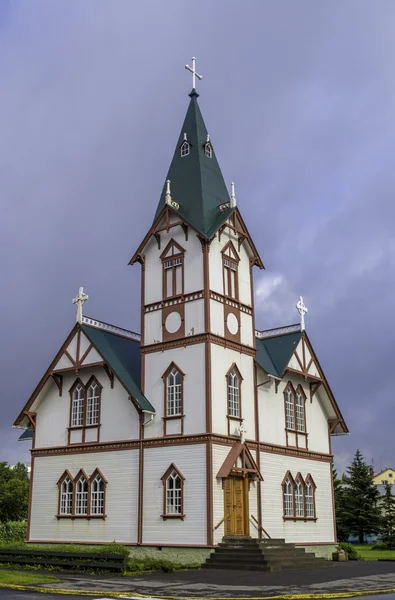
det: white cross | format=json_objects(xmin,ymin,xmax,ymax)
[
  {"xmin": 72, "ymin": 287, "xmax": 89, "ymax": 324},
  {"xmin": 238, "ymin": 423, "xmax": 247, "ymax": 444},
  {"xmin": 296, "ymin": 296, "xmax": 308, "ymax": 331},
  {"xmin": 185, "ymin": 57, "xmax": 202, "ymax": 90}
]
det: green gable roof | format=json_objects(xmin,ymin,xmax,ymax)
[
  {"xmin": 81, "ymin": 324, "xmax": 155, "ymax": 413},
  {"xmin": 256, "ymin": 331, "xmax": 302, "ymax": 378},
  {"xmin": 154, "ymin": 90, "xmax": 233, "ymax": 238}
]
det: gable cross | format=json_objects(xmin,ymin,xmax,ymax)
[
  {"xmin": 185, "ymin": 57, "xmax": 202, "ymax": 90},
  {"xmin": 72, "ymin": 287, "xmax": 89, "ymax": 324},
  {"xmin": 296, "ymin": 296, "xmax": 308, "ymax": 331},
  {"xmin": 238, "ymin": 423, "xmax": 247, "ymax": 444}
]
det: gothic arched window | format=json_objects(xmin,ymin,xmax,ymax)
[
  {"xmin": 295, "ymin": 473, "xmax": 305, "ymax": 517},
  {"xmin": 58, "ymin": 471, "xmax": 74, "ymax": 516},
  {"xmin": 204, "ymin": 142, "xmax": 212, "ymax": 158},
  {"xmin": 283, "ymin": 474, "xmax": 294, "ymax": 517},
  {"xmin": 295, "ymin": 385, "xmax": 306, "ymax": 433},
  {"xmin": 227, "ymin": 365, "xmax": 243, "ymax": 419},
  {"xmin": 90, "ymin": 470, "xmax": 106, "ymax": 516},
  {"xmin": 161, "ymin": 464, "xmax": 185, "ymax": 519},
  {"xmin": 305, "ymin": 474, "xmax": 316, "ymax": 518},
  {"xmin": 180, "ymin": 140, "xmax": 190, "ymax": 157},
  {"xmin": 166, "ymin": 367, "xmax": 183, "ymax": 416},
  {"xmin": 71, "ymin": 382, "xmax": 84, "ymax": 427},
  {"xmin": 284, "ymin": 383, "xmax": 295, "ymax": 430},
  {"xmin": 86, "ymin": 379, "xmax": 100, "ymax": 426},
  {"xmin": 75, "ymin": 471, "xmax": 89, "ymax": 515}
]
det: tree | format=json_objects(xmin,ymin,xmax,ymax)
[
  {"xmin": 0, "ymin": 462, "xmax": 30, "ymax": 523},
  {"xmin": 333, "ymin": 465, "xmax": 348, "ymax": 541},
  {"xmin": 337, "ymin": 449, "xmax": 381, "ymax": 543},
  {"xmin": 380, "ymin": 482, "xmax": 395, "ymax": 548}
]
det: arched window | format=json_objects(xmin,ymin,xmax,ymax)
[
  {"xmin": 284, "ymin": 384, "xmax": 295, "ymax": 430},
  {"xmin": 71, "ymin": 383, "xmax": 84, "ymax": 427},
  {"xmin": 222, "ymin": 242, "xmax": 239, "ymax": 300},
  {"xmin": 160, "ymin": 239, "xmax": 185, "ymax": 299},
  {"xmin": 295, "ymin": 474, "xmax": 305, "ymax": 517},
  {"xmin": 58, "ymin": 472, "xmax": 73, "ymax": 515},
  {"xmin": 283, "ymin": 477, "xmax": 294, "ymax": 517},
  {"xmin": 295, "ymin": 386, "xmax": 306, "ymax": 433},
  {"xmin": 90, "ymin": 472, "xmax": 106, "ymax": 516},
  {"xmin": 166, "ymin": 367, "xmax": 183, "ymax": 416},
  {"xmin": 305, "ymin": 474, "xmax": 316, "ymax": 518},
  {"xmin": 204, "ymin": 142, "xmax": 212, "ymax": 158},
  {"xmin": 180, "ymin": 140, "xmax": 190, "ymax": 157},
  {"xmin": 75, "ymin": 473, "xmax": 88, "ymax": 515},
  {"xmin": 86, "ymin": 380, "xmax": 100, "ymax": 425},
  {"xmin": 161, "ymin": 464, "xmax": 185, "ymax": 519},
  {"xmin": 228, "ymin": 369, "xmax": 240, "ymax": 418}
]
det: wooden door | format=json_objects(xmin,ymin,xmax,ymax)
[{"xmin": 224, "ymin": 477, "xmax": 249, "ymax": 535}]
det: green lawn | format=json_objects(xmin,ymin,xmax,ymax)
[
  {"xmin": 0, "ymin": 570, "xmax": 60, "ymax": 586},
  {"xmin": 354, "ymin": 544, "xmax": 395, "ymax": 560}
]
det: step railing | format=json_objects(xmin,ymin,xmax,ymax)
[
  {"xmin": 251, "ymin": 515, "xmax": 271, "ymax": 538},
  {"xmin": 214, "ymin": 514, "xmax": 229, "ymax": 530}
]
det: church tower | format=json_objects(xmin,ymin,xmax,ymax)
[{"xmin": 130, "ymin": 65, "xmax": 264, "ymax": 442}]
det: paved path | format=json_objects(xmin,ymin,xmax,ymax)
[{"xmin": 39, "ymin": 562, "xmax": 395, "ymax": 598}]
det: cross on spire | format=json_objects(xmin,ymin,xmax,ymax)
[
  {"xmin": 296, "ymin": 296, "xmax": 308, "ymax": 331},
  {"xmin": 73, "ymin": 287, "xmax": 89, "ymax": 324},
  {"xmin": 185, "ymin": 57, "xmax": 202, "ymax": 90}
]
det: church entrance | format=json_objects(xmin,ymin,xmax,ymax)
[{"xmin": 224, "ymin": 476, "xmax": 249, "ymax": 536}]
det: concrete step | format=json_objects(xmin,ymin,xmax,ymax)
[{"xmin": 215, "ymin": 547, "xmax": 311, "ymax": 560}]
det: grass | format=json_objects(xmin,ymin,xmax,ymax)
[
  {"xmin": 0, "ymin": 569, "xmax": 60, "ymax": 586},
  {"xmin": 354, "ymin": 544, "xmax": 395, "ymax": 560}
]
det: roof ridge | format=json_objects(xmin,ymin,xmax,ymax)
[{"xmin": 82, "ymin": 316, "xmax": 140, "ymax": 342}]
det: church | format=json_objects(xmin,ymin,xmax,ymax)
[{"xmin": 14, "ymin": 58, "xmax": 348, "ymax": 559}]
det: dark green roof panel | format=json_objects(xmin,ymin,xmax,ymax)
[
  {"xmin": 256, "ymin": 332, "xmax": 302, "ymax": 378},
  {"xmin": 18, "ymin": 427, "xmax": 34, "ymax": 442},
  {"xmin": 154, "ymin": 90, "xmax": 233, "ymax": 238},
  {"xmin": 81, "ymin": 325, "xmax": 155, "ymax": 413}
]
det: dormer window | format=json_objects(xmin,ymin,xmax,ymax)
[
  {"xmin": 221, "ymin": 241, "xmax": 240, "ymax": 300},
  {"xmin": 181, "ymin": 133, "xmax": 190, "ymax": 157},
  {"xmin": 160, "ymin": 239, "xmax": 185, "ymax": 299},
  {"xmin": 204, "ymin": 142, "xmax": 212, "ymax": 158}
]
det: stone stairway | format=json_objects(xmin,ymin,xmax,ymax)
[{"xmin": 205, "ymin": 536, "xmax": 333, "ymax": 571}]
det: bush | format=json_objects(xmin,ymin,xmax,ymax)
[
  {"xmin": 337, "ymin": 542, "xmax": 360, "ymax": 560},
  {"xmin": 371, "ymin": 541, "xmax": 395, "ymax": 550},
  {"xmin": 0, "ymin": 522, "xmax": 27, "ymax": 543}
]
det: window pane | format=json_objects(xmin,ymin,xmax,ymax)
[
  {"xmin": 224, "ymin": 266, "xmax": 229, "ymax": 295},
  {"xmin": 91, "ymin": 476, "xmax": 104, "ymax": 515},
  {"xmin": 295, "ymin": 482, "xmax": 304, "ymax": 516},
  {"xmin": 75, "ymin": 477, "xmax": 88, "ymax": 515},
  {"xmin": 175, "ymin": 264, "xmax": 182, "ymax": 295},
  {"xmin": 72, "ymin": 384, "xmax": 84, "ymax": 427},
  {"xmin": 296, "ymin": 392, "xmax": 305, "ymax": 432},
  {"xmin": 284, "ymin": 479, "xmax": 293, "ymax": 516},
  {"xmin": 86, "ymin": 383, "xmax": 99, "ymax": 425},
  {"xmin": 306, "ymin": 483, "xmax": 314, "ymax": 517},
  {"xmin": 167, "ymin": 368, "xmax": 182, "ymax": 416},
  {"xmin": 166, "ymin": 268, "xmax": 173, "ymax": 297},
  {"xmin": 231, "ymin": 269, "xmax": 237, "ymax": 298},
  {"xmin": 228, "ymin": 370, "xmax": 240, "ymax": 417},
  {"xmin": 166, "ymin": 471, "xmax": 182, "ymax": 514},
  {"xmin": 285, "ymin": 389, "xmax": 295, "ymax": 430},
  {"xmin": 60, "ymin": 477, "xmax": 73, "ymax": 515}
]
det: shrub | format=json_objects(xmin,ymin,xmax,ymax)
[
  {"xmin": 0, "ymin": 522, "xmax": 27, "ymax": 543},
  {"xmin": 371, "ymin": 541, "xmax": 395, "ymax": 550},
  {"xmin": 337, "ymin": 542, "xmax": 360, "ymax": 560}
]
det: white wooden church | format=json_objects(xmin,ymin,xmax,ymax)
[{"xmin": 14, "ymin": 59, "xmax": 348, "ymax": 556}]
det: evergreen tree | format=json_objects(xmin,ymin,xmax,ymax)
[
  {"xmin": 0, "ymin": 462, "xmax": 30, "ymax": 523},
  {"xmin": 380, "ymin": 482, "xmax": 395, "ymax": 548},
  {"xmin": 337, "ymin": 449, "xmax": 381, "ymax": 543},
  {"xmin": 333, "ymin": 465, "xmax": 348, "ymax": 541}
]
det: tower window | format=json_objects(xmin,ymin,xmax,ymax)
[
  {"xmin": 284, "ymin": 383, "xmax": 307, "ymax": 434},
  {"xmin": 71, "ymin": 383, "xmax": 84, "ymax": 427},
  {"xmin": 221, "ymin": 242, "xmax": 240, "ymax": 300},
  {"xmin": 204, "ymin": 142, "xmax": 212, "ymax": 158},
  {"xmin": 166, "ymin": 367, "xmax": 183, "ymax": 416},
  {"xmin": 161, "ymin": 239, "xmax": 185, "ymax": 299},
  {"xmin": 180, "ymin": 141, "xmax": 190, "ymax": 157}
]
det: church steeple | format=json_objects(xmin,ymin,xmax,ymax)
[{"xmin": 154, "ymin": 89, "xmax": 233, "ymax": 238}]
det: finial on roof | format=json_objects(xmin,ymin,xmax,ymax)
[
  {"xmin": 230, "ymin": 182, "xmax": 237, "ymax": 208},
  {"xmin": 165, "ymin": 179, "xmax": 172, "ymax": 204},
  {"xmin": 206, "ymin": 134, "xmax": 210, "ymax": 143},
  {"xmin": 183, "ymin": 133, "xmax": 187, "ymax": 141},
  {"xmin": 185, "ymin": 56, "xmax": 202, "ymax": 93},
  {"xmin": 296, "ymin": 296, "xmax": 308, "ymax": 331},
  {"xmin": 73, "ymin": 287, "xmax": 89, "ymax": 324}
]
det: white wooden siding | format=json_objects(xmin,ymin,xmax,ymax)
[
  {"xmin": 184, "ymin": 299, "xmax": 205, "ymax": 336},
  {"xmin": 210, "ymin": 300, "xmax": 225, "ymax": 338},
  {"xmin": 260, "ymin": 451, "xmax": 335, "ymax": 543},
  {"xmin": 240, "ymin": 311, "xmax": 253, "ymax": 347},
  {"xmin": 144, "ymin": 310, "xmax": 162, "ymax": 346},
  {"xmin": 142, "ymin": 444, "xmax": 207, "ymax": 545},
  {"xmin": 210, "ymin": 344, "xmax": 255, "ymax": 438},
  {"xmin": 34, "ymin": 367, "xmax": 139, "ymax": 449},
  {"xmin": 144, "ymin": 344, "xmax": 206, "ymax": 438},
  {"xmin": 30, "ymin": 450, "xmax": 139, "ymax": 543},
  {"xmin": 212, "ymin": 444, "xmax": 231, "ymax": 544}
]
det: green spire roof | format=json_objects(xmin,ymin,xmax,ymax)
[{"xmin": 154, "ymin": 90, "xmax": 233, "ymax": 238}]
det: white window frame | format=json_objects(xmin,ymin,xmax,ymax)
[
  {"xmin": 204, "ymin": 142, "xmax": 212, "ymax": 158},
  {"xmin": 86, "ymin": 381, "xmax": 100, "ymax": 426},
  {"xmin": 295, "ymin": 479, "xmax": 304, "ymax": 517},
  {"xmin": 285, "ymin": 387, "xmax": 295, "ymax": 430},
  {"xmin": 166, "ymin": 368, "xmax": 182, "ymax": 416},
  {"xmin": 166, "ymin": 470, "xmax": 182, "ymax": 515},
  {"xmin": 284, "ymin": 478, "xmax": 294, "ymax": 517},
  {"xmin": 228, "ymin": 369, "xmax": 240, "ymax": 418},
  {"xmin": 72, "ymin": 384, "xmax": 84, "ymax": 427},
  {"xmin": 60, "ymin": 476, "xmax": 73, "ymax": 515},
  {"xmin": 305, "ymin": 481, "xmax": 315, "ymax": 518},
  {"xmin": 180, "ymin": 141, "xmax": 190, "ymax": 157},
  {"xmin": 75, "ymin": 476, "xmax": 88, "ymax": 515},
  {"xmin": 295, "ymin": 389, "xmax": 305, "ymax": 432},
  {"xmin": 91, "ymin": 474, "xmax": 105, "ymax": 516}
]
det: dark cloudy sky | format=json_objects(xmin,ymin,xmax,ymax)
[{"xmin": 1, "ymin": 1, "xmax": 394, "ymax": 475}]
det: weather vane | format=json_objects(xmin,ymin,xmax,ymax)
[
  {"xmin": 296, "ymin": 296, "xmax": 308, "ymax": 331},
  {"xmin": 185, "ymin": 57, "xmax": 202, "ymax": 90}
]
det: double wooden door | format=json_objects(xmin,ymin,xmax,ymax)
[{"xmin": 224, "ymin": 477, "xmax": 249, "ymax": 536}]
